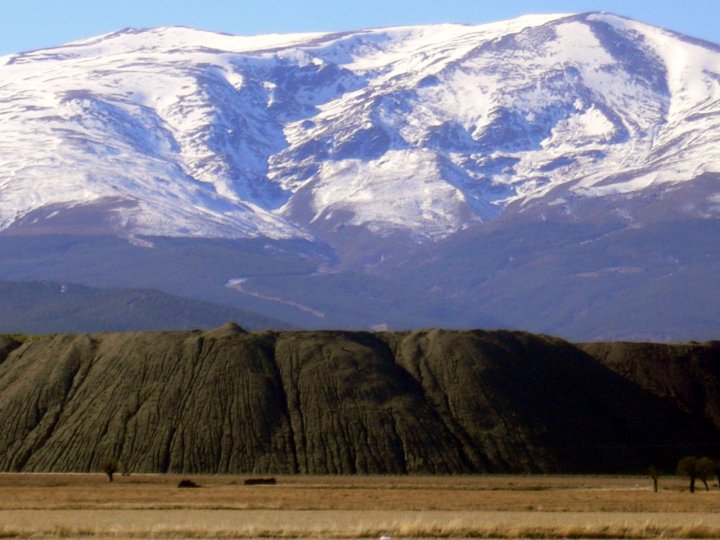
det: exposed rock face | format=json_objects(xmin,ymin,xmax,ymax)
[{"xmin": 0, "ymin": 329, "xmax": 717, "ymax": 474}]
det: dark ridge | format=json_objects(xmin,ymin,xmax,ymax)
[{"xmin": 0, "ymin": 327, "xmax": 717, "ymax": 474}]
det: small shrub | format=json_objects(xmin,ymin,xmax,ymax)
[
  {"xmin": 101, "ymin": 460, "xmax": 118, "ymax": 483},
  {"xmin": 177, "ymin": 479, "xmax": 200, "ymax": 488}
]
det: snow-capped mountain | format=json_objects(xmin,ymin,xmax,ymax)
[
  {"xmin": 2, "ymin": 12, "xmax": 719, "ymax": 241},
  {"xmin": 1, "ymin": 13, "xmax": 720, "ymax": 341}
]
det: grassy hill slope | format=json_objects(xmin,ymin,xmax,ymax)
[{"xmin": 0, "ymin": 328, "xmax": 717, "ymax": 474}]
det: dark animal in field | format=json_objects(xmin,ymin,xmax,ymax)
[
  {"xmin": 177, "ymin": 479, "xmax": 200, "ymax": 488},
  {"xmin": 243, "ymin": 477, "xmax": 277, "ymax": 485}
]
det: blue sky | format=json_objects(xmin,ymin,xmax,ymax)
[{"xmin": 1, "ymin": 0, "xmax": 719, "ymax": 56}]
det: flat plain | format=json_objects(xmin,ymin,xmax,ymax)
[{"xmin": 0, "ymin": 473, "xmax": 719, "ymax": 538}]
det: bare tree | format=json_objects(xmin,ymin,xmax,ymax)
[
  {"xmin": 648, "ymin": 465, "xmax": 660, "ymax": 493},
  {"xmin": 697, "ymin": 457, "xmax": 716, "ymax": 491},
  {"xmin": 677, "ymin": 456, "xmax": 716, "ymax": 493}
]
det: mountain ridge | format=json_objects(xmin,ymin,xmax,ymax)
[{"xmin": 2, "ymin": 12, "xmax": 719, "ymax": 241}]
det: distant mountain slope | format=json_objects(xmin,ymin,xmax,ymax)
[
  {"xmin": 0, "ymin": 327, "xmax": 716, "ymax": 474},
  {"xmin": 386, "ymin": 219, "xmax": 720, "ymax": 341},
  {"xmin": 0, "ymin": 281, "xmax": 290, "ymax": 333},
  {"xmin": 0, "ymin": 235, "xmax": 504, "ymax": 332},
  {"xmin": 1, "ymin": 13, "xmax": 719, "ymax": 240}
]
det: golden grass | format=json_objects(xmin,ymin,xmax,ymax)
[
  {"xmin": 3, "ymin": 514, "xmax": 720, "ymax": 538},
  {"xmin": 0, "ymin": 473, "xmax": 716, "ymax": 512},
  {"xmin": 0, "ymin": 474, "xmax": 718, "ymax": 537}
]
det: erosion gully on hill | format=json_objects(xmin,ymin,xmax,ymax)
[{"xmin": 0, "ymin": 326, "xmax": 717, "ymax": 475}]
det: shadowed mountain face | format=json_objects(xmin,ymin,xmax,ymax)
[
  {"xmin": 0, "ymin": 328, "xmax": 716, "ymax": 475},
  {"xmin": 581, "ymin": 341, "xmax": 720, "ymax": 429}
]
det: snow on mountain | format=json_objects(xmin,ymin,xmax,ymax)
[{"xmin": 1, "ymin": 13, "xmax": 719, "ymax": 241}]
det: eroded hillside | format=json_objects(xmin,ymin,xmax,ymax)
[
  {"xmin": 0, "ymin": 327, "xmax": 717, "ymax": 474},
  {"xmin": 582, "ymin": 341, "xmax": 720, "ymax": 429}
]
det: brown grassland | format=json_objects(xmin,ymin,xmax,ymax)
[{"xmin": 0, "ymin": 473, "xmax": 719, "ymax": 538}]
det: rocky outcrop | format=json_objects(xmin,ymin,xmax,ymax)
[{"xmin": 0, "ymin": 328, "xmax": 717, "ymax": 474}]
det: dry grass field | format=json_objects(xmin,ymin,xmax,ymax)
[{"xmin": 0, "ymin": 473, "xmax": 719, "ymax": 538}]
